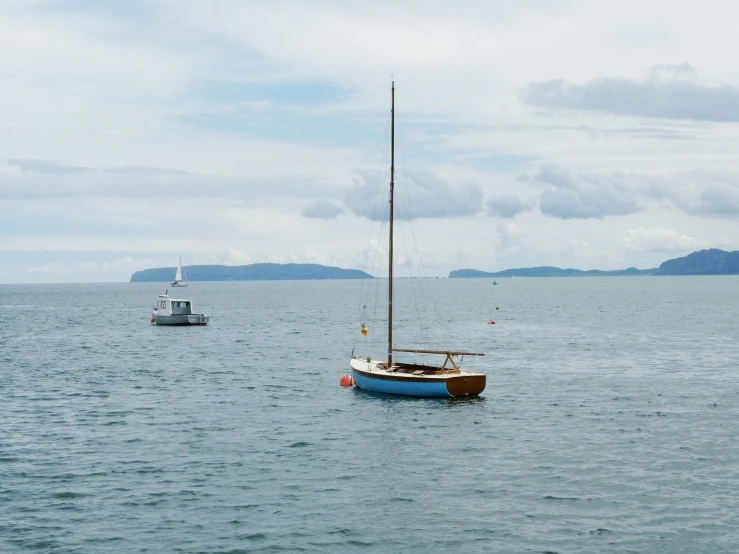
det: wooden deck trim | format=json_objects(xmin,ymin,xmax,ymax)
[
  {"xmin": 352, "ymin": 365, "xmax": 477, "ymax": 383},
  {"xmin": 353, "ymin": 366, "xmax": 432, "ymax": 382}
]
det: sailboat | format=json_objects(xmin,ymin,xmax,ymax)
[
  {"xmin": 171, "ymin": 257, "xmax": 188, "ymax": 287},
  {"xmin": 349, "ymin": 82, "xmax": 486, "ymax": 398}
]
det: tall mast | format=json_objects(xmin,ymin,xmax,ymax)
[{"xmin": 388, "ymin": 81, "xmax": 395, "ymax": 367}]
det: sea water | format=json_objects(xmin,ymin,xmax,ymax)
[{"xmin": 1, "ymin": 277, "xmax": 738, "ymax": 553}]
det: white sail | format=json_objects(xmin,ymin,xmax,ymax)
[
  {"xmin": 174, "ymin": 257, "xmax": 182, "ymax": 282},
  {"xmin": 171, "ymin": 257, "xmax": 187, "ymax": 286}
]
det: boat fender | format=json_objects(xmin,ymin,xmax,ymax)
[{"xmin": 340, "ymin": 375, "xmax": 355, "ymax": 387}]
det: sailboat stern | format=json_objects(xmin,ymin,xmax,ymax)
[{"xmin": 445, "ymin": 374, "xmax": 486, "ymax": 397}]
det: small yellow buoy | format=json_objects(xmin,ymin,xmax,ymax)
[
  {"xmin": 361, "ymin": 324, "xmax": 368, "ymax": 336},
  {"xmin": 496, "ymin": 306, "xmax": 499, "ymax": 310}
]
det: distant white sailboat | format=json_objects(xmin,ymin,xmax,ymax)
[{"xmin": 171, "ymin": 257, "xmax": 188, "ymax": 287}]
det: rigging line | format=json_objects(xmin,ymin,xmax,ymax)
[
  {"xmin": 394, "ymin": 116, "xmax": 436, "ymax": 332},
  {"xmin": 393, "ymin": 169, "xmax": 424, "ymax": 318},
  {"xmin": 353, "ymin": 108, "xmax": 392, "ymax": 328},
  {"xmin": 369, "ymin": 199, "xmax": 389, "ymax": 355},
  {"xmin": 365, "ymin": 195, "xmax": 388, "ymax": 309},
  {"xmin": 363, "ymin": 125, "xmax": 392, "ymax": 315},
  {"xmin": 352, "ymin": 113, "xmax": 391, "ymax": 356},
  {"xmin": 361, "ymin": 109, "xmax": 391, "ymax": 276},
  {"xmin": 393, "ymin": 115, "xmax": 434, "ymax": 366},
  {"xmin": 395, "ymin": 182, "xmax": 430, "ymax": 343},
  {"xmin": 354, "ymin": 227, "xmax": 385, "ymax": 354},
  {"xmin": 365, "ymin": 223, "xmax": 384, "ymax": 355},
  {"xmin": 396, "ymin": 196, "xmax": 430, "ymax": 362},
  {"xmin": 355, "ymin": 203, "xmax": 389, "ymax": 355},
  {"xmin": 395, "ymin": 110, "xmax": 445, "ymax": 333}
]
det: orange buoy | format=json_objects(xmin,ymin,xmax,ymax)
[
  {"xmin": 340, "ymin": 375, "xmax": 354, "ymax": 387},
  {"xmin": 487, "ymin": 320, "xmax": 495, "ymax": 325},
  {"xmin": 150, "ymin": 317, "xmax": 155, "ymax": 324}
]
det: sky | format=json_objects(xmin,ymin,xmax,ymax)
[{"xmin": 2, "ymin": 0, "xmax": 739, "ymax": 283}]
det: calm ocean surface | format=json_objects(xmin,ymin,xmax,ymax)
[{"xmin": 1, "ymin": 277, "xmax": 738, "ymax": 553}]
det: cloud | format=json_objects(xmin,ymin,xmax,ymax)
[
  {"xmin": 522, "ymin": 63, "xmax": 739, "ymax": 122},
  {"xmin": 1, "ymin": 254, "xmax": 165, "ymax": 284},
  {"xmin": 534, "ymin": 165, "xmax": 644, "ymax": 219},
  {"xmin": 623, "ymin": 227, "xmax": 699, "ymax": 253},
  {"xmin": 486, "ymin": 194, "xmax": 535, "ymax": 218},
  {"xmin": 525, "ymin": 165, "xmax": 739, "ymax": 220},
  {"xmin": 344, "ymin": 169, "xmax": 483, "ymax": 220},
  {"xmin": 679, "ymin": 178, "xmax": 739, "ymax": 216},
  {"xmin": 529, "ymin": 165, "xmax": 739, "ymax": 220},
  {"xmin": 490, "ymin": 221, "xmax": 622, "ymax": 270},
  {"xmin": 27, "ymin": 264, "xmax": 53, "ymax": 273},
  {"xmin": 302, "ymin": 200, "xmax": 344, "ymax": 219},
  {"xmin": 0, "ymin": 159, "xmax": 341, "ymax": 201},
  {"xmin": 6, "ymin": 1, "xmax": 739, "ymax": 282},
  {"xmin": 216, "ymin": 248, "xmax": 253, "ymax": 265},
  {"xmin": 495, "ymin": 222, "xmax": 528, "ymax": 256},
  {"xmin": 640, "ymin": 169, "xmax": 739, "ymax": 217}
]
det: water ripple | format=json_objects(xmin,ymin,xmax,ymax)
[{"xmin": 1, "ymin": 278, "xmax": 739, "ymax": 553}]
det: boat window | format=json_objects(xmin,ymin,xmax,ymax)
[{"xmin": 160, "ymin": 300, "xmax": 166, "ymax": 309}]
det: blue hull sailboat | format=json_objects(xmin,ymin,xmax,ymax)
[
  {"xmin": 350, "ymin": 352, "xmax": 486, "ymax": 398},
  {"xmin": 348, "ymin": 82, "xmax": 486, "ymax": 398}
]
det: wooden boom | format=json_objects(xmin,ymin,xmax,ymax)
[
  {"xmin": 392, "ymin": 348, "xmax": 484, "ymax": 372},
  {"xmin": 393, "ymin": 348, "xmax": 485, "ymax": 356}
]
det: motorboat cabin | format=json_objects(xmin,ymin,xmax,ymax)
[{"xmin": 151, "ymin": 294, "xmax": 209, "ymax": 326}]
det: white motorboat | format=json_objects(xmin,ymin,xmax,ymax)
[{"xmin": 151, "ymin": 293, "xmax": 208, "ymax": 326}]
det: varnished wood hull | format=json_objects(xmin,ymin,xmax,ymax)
[{"xmin": 350, "ymin": 359, "xmax": 485, "ymax": 398}]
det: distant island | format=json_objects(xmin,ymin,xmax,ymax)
[
  {"xmin": 449, "ymin": 249, "xmax": 739, "ymax": 278},
  {"xmin": 131, "ymin": 249, "xmax": 739, "ymax": 282},
  {"xmin": 130, "ymin": 263, "xmax": 372, "ymax": 282},
  {"xmin": 657, "ymin": 248, "xmax": 739, "ymax": 275}
]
